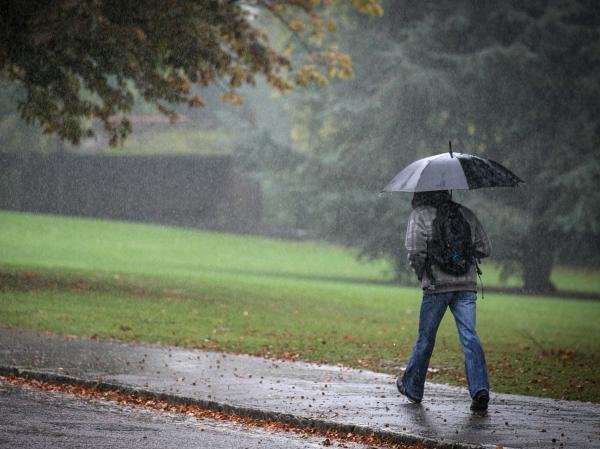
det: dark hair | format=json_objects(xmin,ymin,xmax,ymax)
[{"xmin": 412, "ymin": 190, "xmax": 452, "ymax": 209}]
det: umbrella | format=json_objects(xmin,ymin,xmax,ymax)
[{"xmin": 382, "ymin": 146, "xmax": 523, "ymax": 192}]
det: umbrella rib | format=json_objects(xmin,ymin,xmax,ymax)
[{"xmin": 413, "ymin": 157, "xmax": 436, "ymax": 191}]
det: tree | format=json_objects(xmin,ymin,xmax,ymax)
[
  {"xmin": 0, "ymin": 0, "xmax": 382, "ymax": 146},
  {"xmin": 426, "ymin": 0, "xmax": 600, "ymax": 292},
  {"xmin": 265, "ymin": 0, "xmax": 600, "ymax": 292}
]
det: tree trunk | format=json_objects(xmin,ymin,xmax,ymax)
[
  {"xmin": 521, "ymin": 224, "xmax": 557, "ymax": 294},
  {"xmin": 522, "ymin": 252, "xmax": 556, "ymax": 293}
]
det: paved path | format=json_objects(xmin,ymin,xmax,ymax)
[
  {"xmin": 1, "ymin": 328, "xmax": 598, "ymax": 449},
  {"xmin": 1, "ymin": 382, "xmax": 376, "ymax": 449}
]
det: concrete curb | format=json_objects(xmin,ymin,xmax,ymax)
[{"xmin": 1, "ymin": 365, "xmax": 501, "ymax": 449}]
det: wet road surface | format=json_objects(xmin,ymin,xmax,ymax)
[{"xmin": 0, "ymin": 382, "xmax": 375, "ymax": 449}]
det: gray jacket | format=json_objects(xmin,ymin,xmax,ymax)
[{"xmin": 405, "ymin": 204, "xmax": 491, "ymax": 293}]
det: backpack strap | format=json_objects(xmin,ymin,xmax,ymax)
[
  {"xmin": 424, "ymin": 240, "xmax": 436, "ymax": 289},
  {"xmin": 475, "ymin": 258, "xmax": 484, "ymax": 299}
]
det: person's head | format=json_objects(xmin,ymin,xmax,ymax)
[{"xmin": 411, "ymin": 190, "xmax": 451, "ymax": 209}]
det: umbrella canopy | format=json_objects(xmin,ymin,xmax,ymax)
[{"xmin": 382, "ymin": 152, "xmax": 523, "ymax": 192}]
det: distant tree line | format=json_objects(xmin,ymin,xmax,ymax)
[{"xmin": 240, "ymin": 0, "xmax": 600, "ymax": 293}]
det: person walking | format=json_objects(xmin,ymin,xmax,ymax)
[{"xmin": 396, "ymin": 190, "xmax": 491, "ymax": 413}]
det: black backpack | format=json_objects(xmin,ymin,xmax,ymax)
[{"xmin": 427, "ymin": 202, "xmax": 477, "ymax": 277}]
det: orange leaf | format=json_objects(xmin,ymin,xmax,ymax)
[
  {"xmin": 222, "ymin": 92, "xmax": 242, "ymax": 106},
  {"xmin": 188, "ymin": 96, "xmax": 205, "ymax": 107}
]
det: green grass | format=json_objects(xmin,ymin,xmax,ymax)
[
  {"xmin": 0, "ymin": 211, "xmax": 599, "ymax": 402},
  {"xmin": 1, "ymin": 210, "xmax": 597, "ymax": 294},
  {"xmin": 479, "ymin": 264, "xmax": 600, "ymax": 294},
  {"xmin": 0, "ymin": 210, "xmax": 393, "ymax": 283},
  {"xmin": 550, "ymin": 266, "xmax": 600, "ymax": 294},
  {"xmin": 115, "ymin": 128, "xmax": 234, "ymax": 155}
]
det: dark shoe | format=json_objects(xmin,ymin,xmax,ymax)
[
  {"xmin": 396, "ymin": 378, "xmax": 421, "ymax": 404},
  {"xmin": 470, "ymin": 390, "xmax": 489, "ymax": 413}
]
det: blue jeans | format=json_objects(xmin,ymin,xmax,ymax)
[{"xmin": 401, "ymin": 291, "xmax": 489, "ymax": 400}]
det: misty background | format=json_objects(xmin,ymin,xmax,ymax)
[{"xmin": 1, "ymin": 0, "xmax": 599, "ymax": 293}]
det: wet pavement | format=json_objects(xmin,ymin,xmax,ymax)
[
  {"xmin": 0, "ymin": 382, "xmax": 376, "ymax": 449},
  {"xmin": 1, "ymin": 328, "xmax": 599, "ymax": 449}
]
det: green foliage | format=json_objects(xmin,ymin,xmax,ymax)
[
  {"xmin": 0, "ymin": 0, "xmax": 382, "ymax": 146},
  {"xmin": 268, "ymin": 0, "xmax": 600, "ymax": 291},
  {"xmin": 0, "ymin": 81, "xmax": 66, "ymax": 152}
]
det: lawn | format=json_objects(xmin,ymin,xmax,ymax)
[
  {"xmin": 116, "ymin": 128, "xmax": 235, "ymax": 155},
  {"xmin": 0, "ymin": 211, "xmax": 599, "ymax": 402}
]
